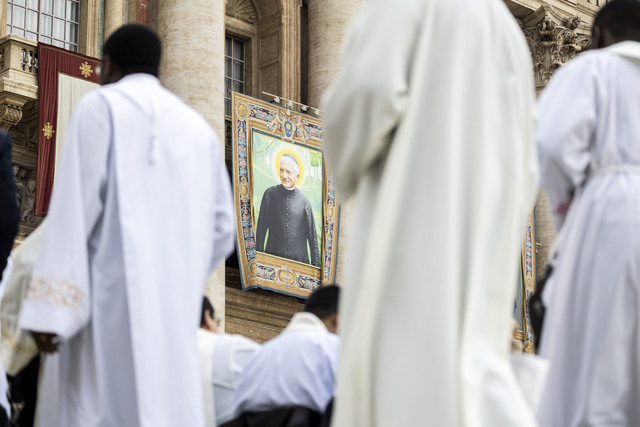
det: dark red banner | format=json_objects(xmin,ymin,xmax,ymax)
[{"xmin": 35, "ymin": 44, "xmax": 100, "ymax": 216}]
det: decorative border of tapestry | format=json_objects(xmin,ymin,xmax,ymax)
[
  {"xmin": 513, "ymin": 211, "xmax": 536, "ymax": 353},
  {"xmin": 35, "ymin": 44, "xmax": 100, "ymax": 216},
  {"xmin": 231, "ymin": 93, "xmax": 339, "ymax": 298}
]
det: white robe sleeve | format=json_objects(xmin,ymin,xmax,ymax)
[
  {"xmin": 536, "ymin": 55, "xmax": 598, "ymax": 230},
  {"xmin": 322, "ymin": 0, "xmax": 422, "ymax": 199},
  {"xmin": 19, "ymin": 91, "xmax": 110, "ymax": 340},
  {"xmin": 209, "ymin": 134, "xmax": 235, "ymax": 272}
]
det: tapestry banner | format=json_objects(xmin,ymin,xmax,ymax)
[
  {"xmin": 513, "ymin": 211, "xmax": 536, "ymax": 353},
  {"xmin": 232, "ymin": 93, "xmax": 339, "ymax": 298}
]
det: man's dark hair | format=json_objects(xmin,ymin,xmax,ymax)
[
  {"xmin": 304, "ymin": 285, "xmax": 340, "ymax": 320},
  {"xmin": 201, "ymin": 296, "xmax": 215, "ymax": 328},
  {"xmin": 593, "ymin": 0, "xmax": 640, "ymax": 43},
  {"xmin": 103, "ymin": 24, "xmax": 162, "ymax": 77}
]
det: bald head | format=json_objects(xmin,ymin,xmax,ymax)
[
  {"xmin": 592, "ymin": 0, "xmax": 640, "ymax": 48},
  {"xmin": 280, "ymin": 155, "xmax": 300, "ymax": 174}
]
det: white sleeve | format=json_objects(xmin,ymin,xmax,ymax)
[
  {"xmin": 19, "ymin": 91, "xmax": 110, "ymax": 340},
  {"xmin": 323, "ymin": 0, "xmax": 423, "ymax": 199}
]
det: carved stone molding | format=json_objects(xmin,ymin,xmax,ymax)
[
  {"xmin": 0, "ymin": 91, "xmax": 31, "ymax": 130},
  {"xmin": 8, "ymin": 100, "xmax": 38, "ymax": 168},
  {"xmin": 13, "ymin": 165, "xmax": 42, "ymax": 236},
  {"xmin": 226, "ymin": 0, "xmax": 258, "ymax": 24},
  {"xmin": 0, "ymin": 102, "xmax": 23, "ymax": 129},
  {"xmin": 521, "ymin": 6, "xmax": 591, "ymax": 90}
]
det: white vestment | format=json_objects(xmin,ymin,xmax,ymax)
[
  {"xmin": 18, "ymin": 74, "xmax": 235, "ymax": 427},
  {"xmin": 323, "ymin": 0, "xmax": 539, "ymax": 426},
  {"xmin": 233, "ymin": 312, "xmax": 340, "ymax": 416},
  {"xmin": 536, "ymin": 42, "xmax": 640, "ymax": 427},
  {"xmin": 198, "ymin": 330, "xmax": 260, "ymax": 426},
  {"xmin": 0, "ymin": 222, "xmax": 44, "ymax": 376}
]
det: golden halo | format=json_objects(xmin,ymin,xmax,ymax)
[{"xmin": 274, "ymin": 148, "xmax": 305, "ymax": 186}]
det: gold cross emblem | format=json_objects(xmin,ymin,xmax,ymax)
[
  {"xmin": 79, "ymin": 61, "xmax": 93, "ymax": 78},
  {"xmin": 42, "ymin": 122, "xmax": 55, "ymax": 139}
]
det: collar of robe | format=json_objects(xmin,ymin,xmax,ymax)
[
  {"xmin": 605, "ymin": 41, "xmax": 640, "ymax": 61},
  {"xmin": 283, "ymin": 312, "xmax": 329, "ymax": 334}
]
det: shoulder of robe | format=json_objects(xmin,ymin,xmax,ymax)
[
  {"xmin": 265, "ymin": 186, "xmax": 278, "ymax": 195},
  {"xmin": 559, "ymin": 50, "xmax": 609, "ymax": 75},
  {"xmin": 72, "ymin": 88, "xmax": 110, "ymax": 116},
  {"xmin": 228, "ymin": 334, "xmax": 261, "ymax": 350}
]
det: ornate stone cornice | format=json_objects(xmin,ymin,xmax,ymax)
[
  {"xmin": 0, "ymin": 90, "xmax": 31, "ymax": 130},
  {"xmin": 521, "ymin": 6, "xmax": 591, "ymax": 90},
  {"xmin": 0, "ymin": 102, "xmax": 22, "ymax": 129},
  {"xmin": 13, "ymin": 165, "xmax": 42, "ymax": 236}
]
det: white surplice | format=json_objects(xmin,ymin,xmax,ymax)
[
  {"xmin": 233, "ymin": 312, "xmax": 340, "ymax": 416},
  {"xmin": 0, "ymin": 222, "xmax": 44, "ymax": 376},
  {"xmin": 18, "ymin": 74, "xmax": 235, "ymax": 427},
  {"xmin": 323, "ymin": 0, "xmax": 539, "ymax": 426},
  {"xmin": 198, "ymin": 330, "xmax": 260, "ymax": 426},
  {"xmin": 536, "ymin": 42, "xmax": 640, "ymax": 427}
]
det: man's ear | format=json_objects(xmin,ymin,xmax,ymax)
[
  {"xmin": 323, "ymin": 313, "xmax": 339, "ymax": 334},
  {"xmin": 204, "ymin": 310, "xmax": 218, "ymax": 333},
  {"xmin": 100, "ymin": 55, "xmax": 123, "ymax": 85}
]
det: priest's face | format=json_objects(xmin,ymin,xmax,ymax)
[{"xmin": 279, "ymin": 157, "xmax": 299, "ymax": 189}]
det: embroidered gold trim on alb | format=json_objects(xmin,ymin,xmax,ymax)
[{"xmin": 26, "ymin": 278, "xmax": 85, "ymax": 312}]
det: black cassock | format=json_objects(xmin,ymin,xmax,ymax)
[{"xmin": 256, "ymin": 185, "xmax": 320, "ymax": 267}]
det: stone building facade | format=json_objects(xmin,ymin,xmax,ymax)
[{"xmin": 0, "ymin": 0, "xmax": 606, "ymax": 344}]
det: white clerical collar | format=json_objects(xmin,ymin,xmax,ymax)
[
  {"xmin": 283, "ymin": 312, "xmax": 328, "ymax": 333},
  {"xmin": 605, "ymin": 41, "xmax": 640, "ymax": 61},
  {"xmin": 282, "ymin": 185, "xmax": 296, "ymax": 191}
]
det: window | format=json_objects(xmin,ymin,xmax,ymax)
[
  {"xmin": 225, "ymin": 36, "xmax": 245, "ymax": 116},
  {"xmin": 7, "ymin": 0, "xmax": 80, "ymax": 52}
]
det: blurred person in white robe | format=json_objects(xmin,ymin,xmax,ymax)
[
  {"xmin": 198, "ymin": 297, "xmax": 260, "ymax": 427},
  {"xmin": 323, "ymin": 0, "xmax": 539, "ymax": 425},
  {"xmin": 18, "ymin": 24, "xmax": 234, "ymax": 427},
  {"xmin": 1, "ymin": 222, "xmax": 45, "ymax": 427},
  {"xmin": 228, "ymin": 286, "xmax": 340, "ymax": 427},
  {"xmin": 535, "ymin": 2, "xmax": 640, "ymax": 426}
]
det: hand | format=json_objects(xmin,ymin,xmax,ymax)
[{"xmin": 31, "ymin": 332, "xmax": 61, "ymax": 354}]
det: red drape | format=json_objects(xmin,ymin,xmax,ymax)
[{"xmin": 35, "ymin": 44, "xmax": 100, "ymax": 216}]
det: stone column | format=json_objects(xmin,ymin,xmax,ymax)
[
  {"xmin": 307, "ymin": 0, "xmax": 363, "ymax": 285},
  {"xmin": 156, "ymin": 0, "xmax": 228, "ymax": 329},
  {"xmin": 307, "ymin": 0, "xmax": 363, "ymax": 107},
  {"xmin": 104, "ymin": 0, "xmax": 126, "ymax": 39}
]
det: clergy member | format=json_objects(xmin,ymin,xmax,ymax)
[
  {"xmin": 1, "ymin": 222, "xmax": 45, "ymax": 427},
  {"xmin": 18, "ymin": 25, "xmax": 234, "ymax": 427},
  {"xmin": 323, "ymin": 0, "xmax": 540, "ymax": 426},
  {"xmin": 229, "ymin": 285, "xmax": 340, "ymax": 425},
  {"xmin": 255, "ymin": 154, "xmax": 320, "ymax": 267},
  {"xmin": 198, "ymin": 297, "xmax": 260, "ymax": 426},
  {"xmin": 535, "ymin": 2, "xmax": 640, "ymax": 426}
]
